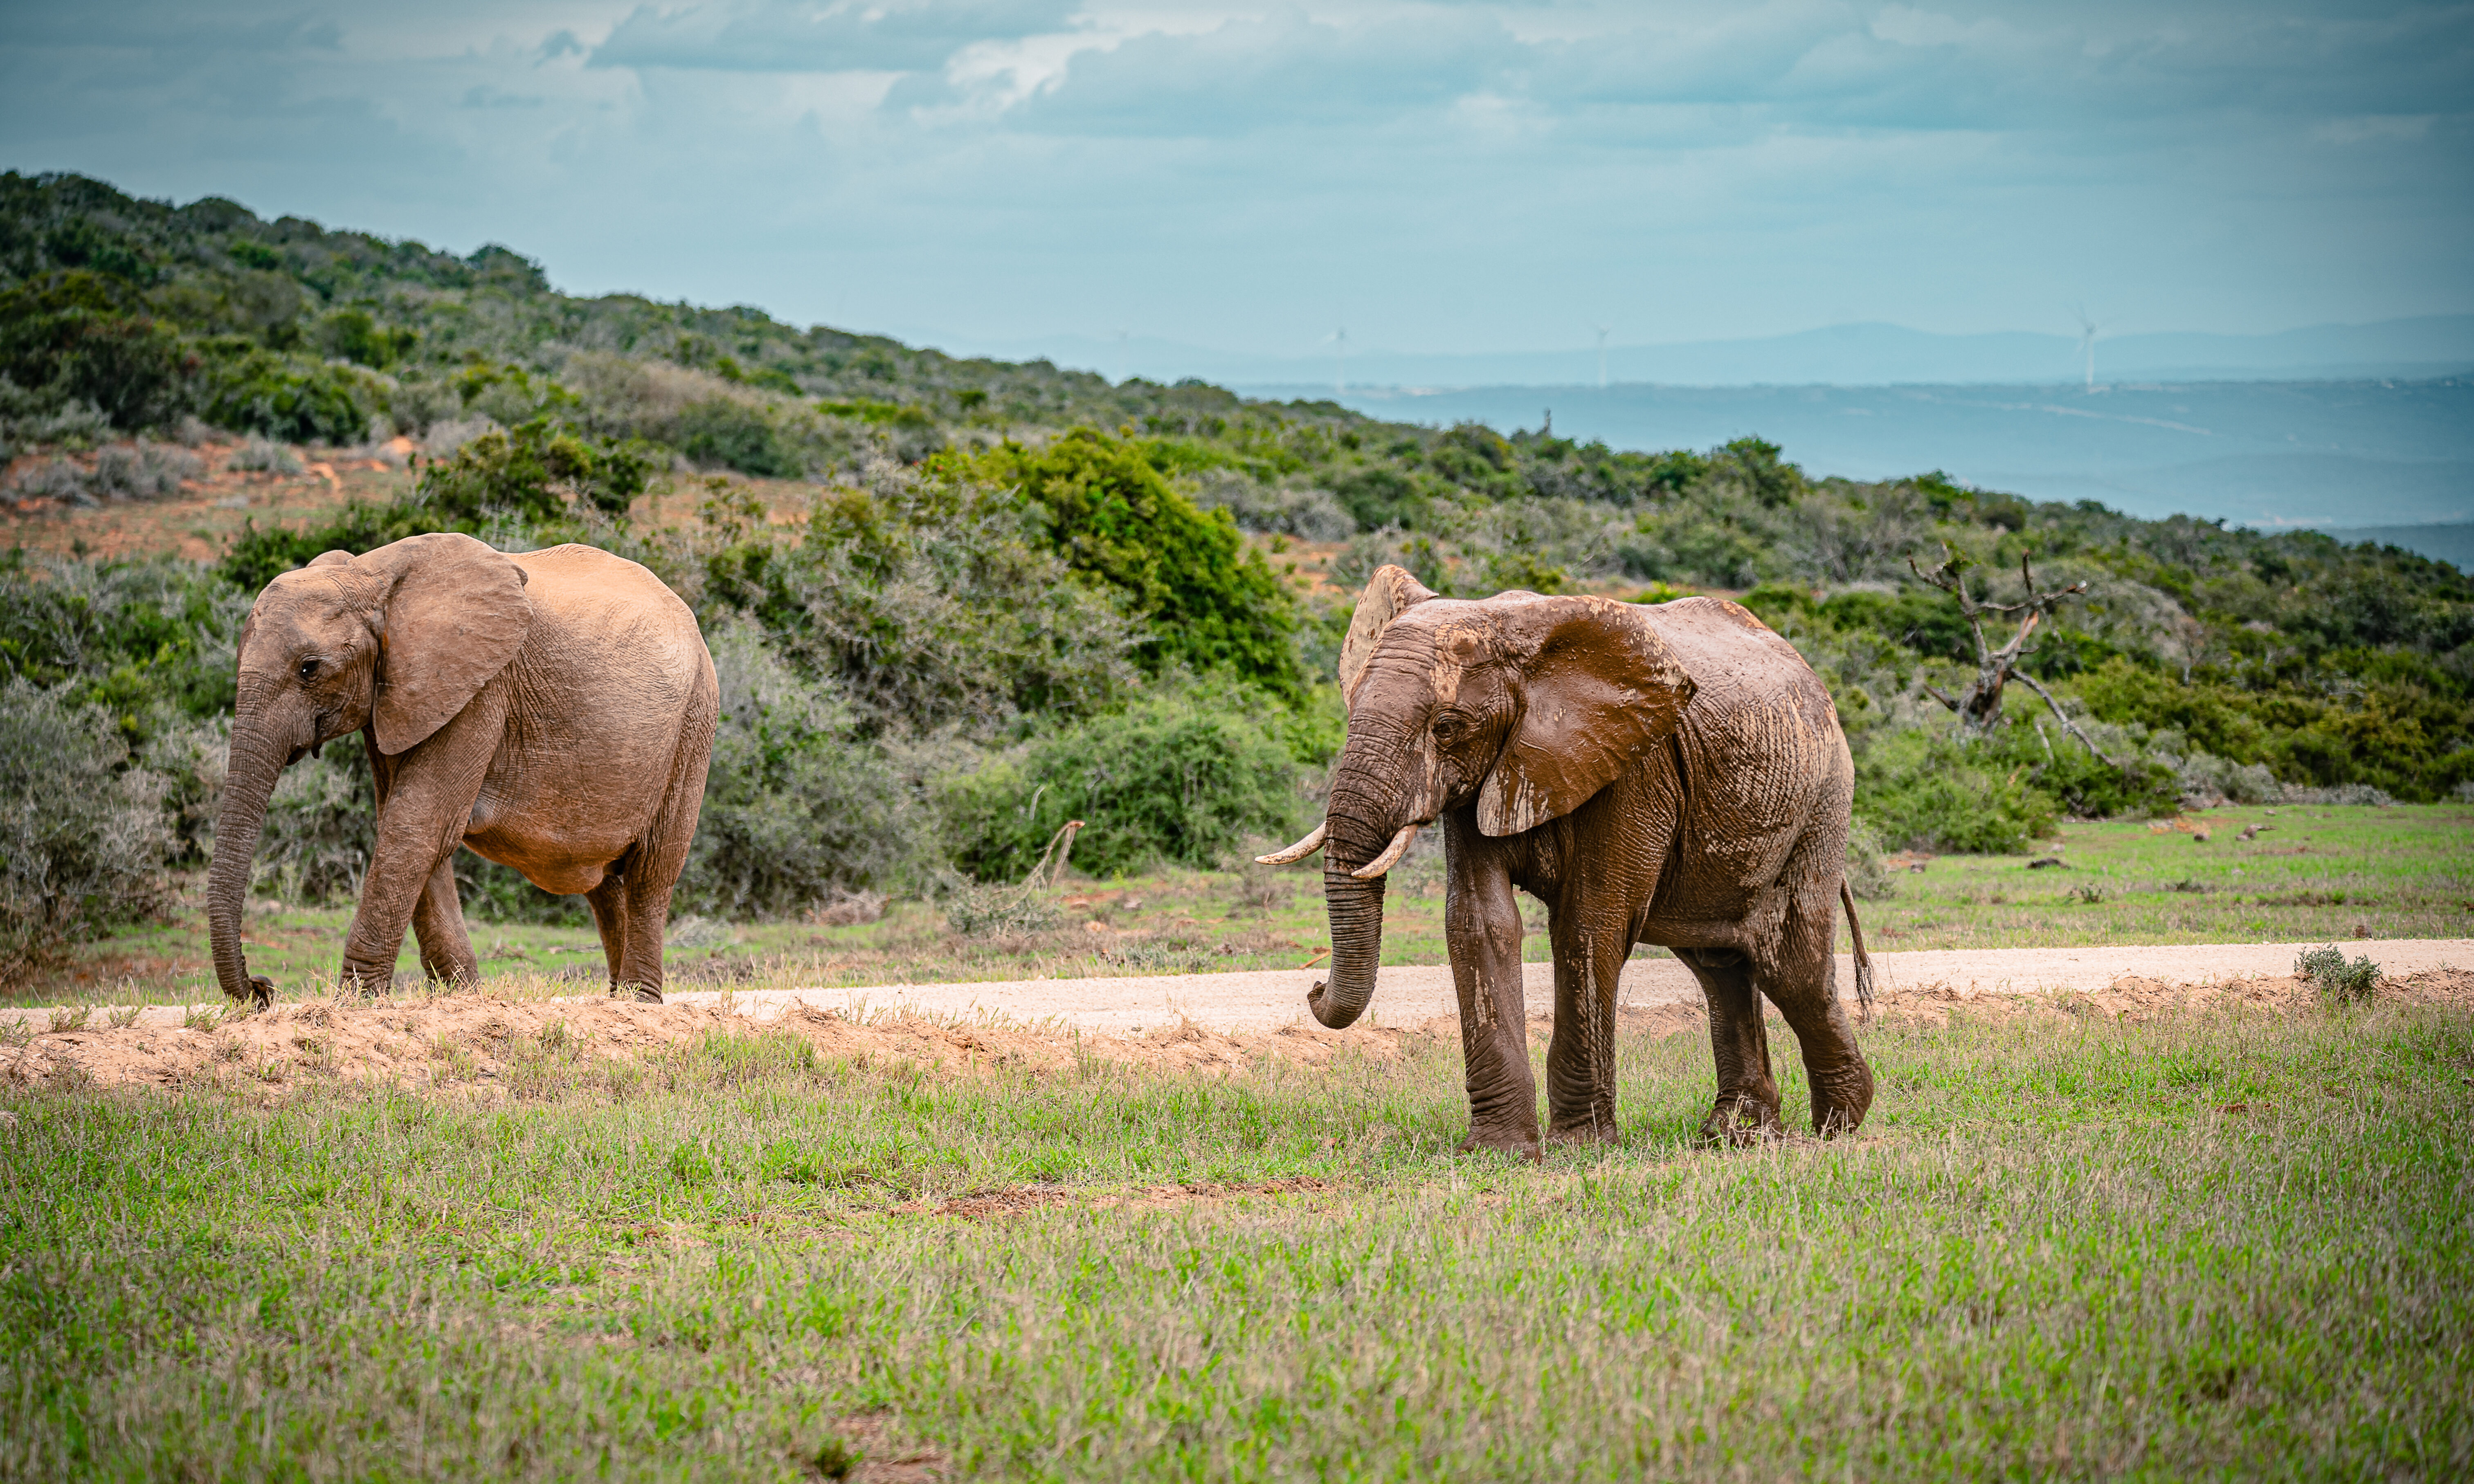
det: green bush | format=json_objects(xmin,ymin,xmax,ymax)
[
  {"xmin": 1330, "ymin": 466, "xmax": 1426, "ymax": 530},
  {"xmin": 0, "ymin": 548, "xmax": 246, "ymax": 745},
  {"xmin": 940, "ymin": 694, "xmax": 1308, "ymax": 881},
  {"xmin": 0, "ymin": 272, "xmax": 196, "ymax": 430},
  {"xmin": 2296, "ymin": 944, "xmax": 2380, "ymax": 1004},
  {"xmin": 1844, "ymin": 819, "xmax": 1899, "ymax": 900},
  {"xmin": 448, "ymin": 361, "xmax": 576, "ymax": 427},
  {"xmin": 415, "ymin": 419, "xmax": 654, "ymax": 523},
  {"xmin": 254, "ymin": 737, "xmax": 373, "ymax": 905},
  {"xmin": 2078, "ymin": 656, "xmax": 2472, "ymax": 802},
  {"xmin": 315, "ymin": 308, "xmax": 416, "ymax": 369},
  {"xmin": 218, "ymin": 502, "xmax": 437, "ymax": 593},
  {"xmin": 677, "ymin": 398, "xmax": 803, "ymax": 478},
  {"xmin": 1855, "ymin": 730, "xmax": 2057, "ymax": 854},
  {"xmin": 2019, "ymin": 729, "xmax": 2180, "ymax": 819},
  {"xmin": 200, "ymin": 342, "xmax": 377, "ymax": 444},
  {"xmin": 676, "ymin": 618, "xmax": 925, "ymax": 918},
  {"xmin": 969, "ymin": 429, "xmax": 1301, "ymax": 696},
  {"xmin": 699, "ymin": 467, "xmax": 1140, "ymax": 738},
  {"xmin": 0, "ymin": 679, "xmax": 172, "ymax": 983}
]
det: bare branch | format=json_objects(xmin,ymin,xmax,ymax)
[
  {"xmin": 2010, "ymin": 671, "xmax": 2121, "ymax": 768},
  {"xmin": 1907, "ymin": 542, "xmax": 2101, "ymax": 740}
]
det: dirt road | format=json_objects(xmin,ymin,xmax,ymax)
[
  {"xmin": 677, "ymin": 938, "xmax": 2471, "ymax": 1033},
  {"xmin": 19, "ymin": 939, "xmax": 2457, "ymax": 1035}
]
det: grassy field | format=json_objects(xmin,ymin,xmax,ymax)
[
  {"xmin": 3, "ymin": 986, "xmax": 2469, "ymax": 1480},
  {"xmin": 24, "ymin": 803, "xmax": 2474, "ymax": 1008}
]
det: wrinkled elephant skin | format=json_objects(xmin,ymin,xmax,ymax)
[
  {"xmin": 207, "ymin": 534, "xmax": 718, "ymax": 1006},
  {"xmin": 1295, "ymin": 565, "xmax": 1876, "ymax": 1157}
]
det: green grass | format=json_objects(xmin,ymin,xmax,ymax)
[
  {"xmin": 4, "ymin": 997, "xmax": 2470, "ymax": 1479},
  {"xmin": 1861, "ymin": 801, "xmax": 2474, "ymax": 950},
  {"xmin": 20, "ymin": 804, "xmax": 2473, "ymax": 1009}
]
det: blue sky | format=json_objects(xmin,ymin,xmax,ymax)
[{"xmin": 2, "ymin": 1, "xmax": 2468, "ymax": 360}]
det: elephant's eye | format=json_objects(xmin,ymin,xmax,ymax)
[
  {"xmin": 1433, "ymin": 714, "xmax": 1464, "ymax": 742},
  {"xmin": 297, "ymin": 658, "xmax": 321, "ymax": 683}
]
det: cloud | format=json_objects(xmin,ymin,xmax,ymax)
[
  {"xmin": 0, "ymin": 0, "xmax": 2465, "ymax": 358},
  {"xmin": 592, "ymin": 0, "xmax": 1080, "ymax": 74},
  {"xmin": 462, "ymin": 84, "xmax": 546, "ymax": 108},
  {"xmin": 981, "ymin": 9, "xmax": 1522, "ymax": 136}
]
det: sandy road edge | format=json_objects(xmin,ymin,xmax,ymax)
[
  {"xmin": 5, "ymin": 941, "xmax": 2469, "ymax": 1102},
  {"xmin": 7, "ymin": 940, "xmax": 2467, "ymax": 1035}
]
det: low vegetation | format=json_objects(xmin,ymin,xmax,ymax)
[
  {"xmin": 4, "ymin": 169, "xmax": 2471, "ymax": 990},
  {"xmin": 3, "ymin": 983, "xmax": 2467, "ymax": 1479}
]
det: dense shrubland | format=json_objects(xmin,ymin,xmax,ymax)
[{"xmin": 4, "ymin": 169, "xmax": 2469, "ymax": 978}]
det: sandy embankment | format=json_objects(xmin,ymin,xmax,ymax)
[{"xmin": 3, "ymin": 941, "xmax": 2467, "ymax": 1097}]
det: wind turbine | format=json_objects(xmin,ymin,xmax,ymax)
[
  {"xmin": 1322, "ymin": 327, "xmax": 1348, "ymax": 396},
  {"xmin": 2074, "ymin": 306, "xmax": 2098, "ymax": 390},
  {"xmin": 1595, "ymin": 324, "xmax": 1612, "ymax": 389}
]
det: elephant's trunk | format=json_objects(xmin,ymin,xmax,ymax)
[
  {"xmin": 207, "ymin": 725, "xmax": 288, "ymax": 1006},
  {"xmin": 1311, "ymin": 775, "xmax": 1404, "ymax": 1029},
  {"xmin": 1310, "ymin": 866, "xmax": 1386, "ymax": 1029}
]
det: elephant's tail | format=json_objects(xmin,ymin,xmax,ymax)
[{"xmin": 1840, "ymin": 880, "xmax": 1876, "ymax": 1020}]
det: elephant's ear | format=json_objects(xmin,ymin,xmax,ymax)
[
  {"xmin": 360, "ymin": 533, "xmax": 533, "ymax": 755},
  {"xmin": 1337, "ymin": 564, "xmax": 1437, "ymax": 703},
  {"xmin": 1477, "ymin": 596, "xmax": 1696, "ymax": 837}
]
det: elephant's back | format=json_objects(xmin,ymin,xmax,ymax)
[
  {"xmin": 1645, "ymin": 595, "xmax": 1850, "ymax": 817},
  {"xmin": 511, "ymin": 544, "xmax": 711, "ymax": 699}
]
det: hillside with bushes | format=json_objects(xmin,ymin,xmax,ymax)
[{"xmin": 4, "ymin": 169, "xmax": 2469, "ymax": 983}]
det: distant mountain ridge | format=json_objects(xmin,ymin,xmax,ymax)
[{"xmin": 918, "ymin": 316, "xmax": 2474, "ymax": 391}]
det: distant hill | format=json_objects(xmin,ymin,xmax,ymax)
[{"xmin": 929, "ymin": 317, "xmax": 2474, "ymax": 391}]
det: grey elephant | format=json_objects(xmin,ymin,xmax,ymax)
[
  {"xmin": 1260, "ymin": 566, "xmax": 1877, "ymax": 1157},
  {"xmin": 207, "ymin": 532, "xmax": 719, "ymax": 1006}
]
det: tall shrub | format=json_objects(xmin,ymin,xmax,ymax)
[
  {"xmin": 676, "ymin": 619, "xmax": 925, "ymax": 916},
  {"xmin": 0, "ymin": 680, "xmax": 172, "ymax": 983},
  {"xmin": 940, "ymin": 694, "xmax": 1308, "ymax": 881},
  {"xmin": 1855, "ymin": 730, "xmax": 2057, "ymax": 855},
  {"xmin": 969, "ymin": 430, "xmax": 1302, "ymax": 696}
]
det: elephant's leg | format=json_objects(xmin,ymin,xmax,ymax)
[
  {"xmin": 585, "ymin": 869, "xmax": 631, "ymax": 992},
  {"xmin": 1678, "ymin": 947, "xmax": 1781, "ymax": 1144},
  {"xmin": 616, "ymin": 857, "xmax": 673, "ymax": 1005},
  {"xmin": 1543, "ymin": 905, "xmax": 1634, "ymax": 1147},
  {"xmin": 1443, "ymin": 815, "xmax": 1539, "ymax": 1160},
  {"xmin": 606, "ymin": 692, "xmax": 715, "ymax": 1005},
  {"xmin": 409, "ymin": 850, "xmax": 479, "ymax": 988},
  {"xmin": 337, "ymin": 692, "xmax": 505, "ymax": 996},
  {"xmin": 1752, "ymin": 870, "xmax": 1875, "ymax": 1136}
]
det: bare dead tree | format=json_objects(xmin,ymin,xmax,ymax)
[{"xmin": 1908, "ymin": 544, "xmax": 2122, "ymax": 766}]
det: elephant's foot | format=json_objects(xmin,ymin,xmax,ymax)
[
  {"xmin": 1457, "ymin": 1126, "xmax": 1543, "ymax": 1164},
  {"xmin": 1697, "ymin": 1093, "xmax": 1784, "ymax": 1149},
  {"xmin": 1545, "ymin": 1118, "xmax": 1621, "ymax": 1148},
  {"xmin": 335, "ymin": 965, "xmax": 392, "ymax": 1001},
  {"xmin": 225, "ymin": 974, "xmax": 277, "ymax": 1011},
  {"xmin": 1808, "ymin": 1069, "xmax": 1875, "ymax": 1138}
]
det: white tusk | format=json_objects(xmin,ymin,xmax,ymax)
[
  {"xmin": 1255, "ymin": 822, "xmax": 1327, "ymax": 865},
  {"xmin": 1351, "ymin": 823, "xmax": 1420, "ymax": 880}
]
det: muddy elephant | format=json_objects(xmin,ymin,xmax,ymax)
[
  {"xmin": 1260, "ymin": 566, "xmax": 1876, "ymax": 1157},
  {"xmin": 207, "ymin": 533, "xmax": 719, "ymax": 1006}
]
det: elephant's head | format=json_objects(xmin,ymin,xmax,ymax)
[
  {"xmin": 1261, "ymin": 566, "xmax": 1696, "ymax": 1028},
  {"xmin": 207, "ymin": 532, "xmax": 531, "ymax": 1004}
]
